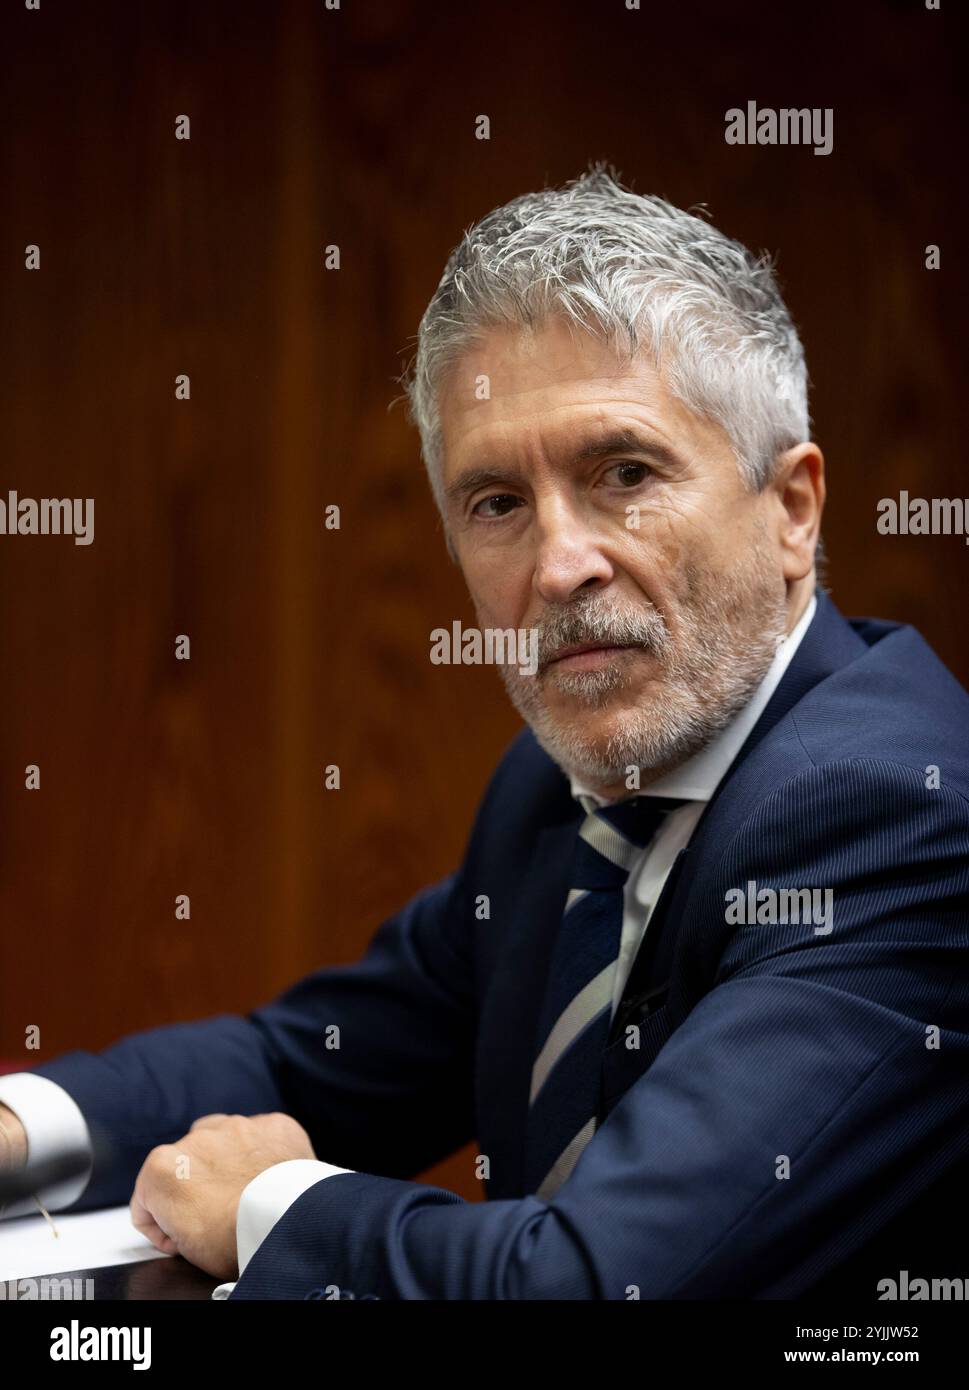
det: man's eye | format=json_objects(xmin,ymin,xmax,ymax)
[
  {"xmin": 603, "ymin": 461, "xmax": 651, "ymax": 487},
  {"xmin": 472, "ymin": 493, "xmax": 523, "ymax": 519}
]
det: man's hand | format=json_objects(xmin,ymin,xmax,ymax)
[
  {"xmin": 0, "ymin": 1103, "xmax": 28, "ymax": 1171},
  {"xmin": 130, "ymin": 1112, "xmax": 316, "ymax": 1281}
]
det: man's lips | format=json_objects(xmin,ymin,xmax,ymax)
[{"xmin": 546, "ymin": 641, "xmax": 637, "ymax": 671}]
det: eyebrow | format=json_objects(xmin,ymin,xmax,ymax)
[{"xmin": 444, "ymin": 427, "xmax": 680, "ymax": 508}]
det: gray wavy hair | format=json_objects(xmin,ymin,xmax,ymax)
[{"xmin": 401, "ymin": 162, "xmax": 812, "ymax": 521}]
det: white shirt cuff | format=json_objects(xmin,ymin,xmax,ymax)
[
  {"xmin": 211, "ymin": 1158, "xmax": 354, "ymax": 1300},
  {"xmin": 0, "ymin": 1072, "xmax": 93, "ymax": 1218}
]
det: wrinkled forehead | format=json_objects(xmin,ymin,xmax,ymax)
[{"xmin": 436, "ymin": 318, "xmax": 735, "ymax": 487}]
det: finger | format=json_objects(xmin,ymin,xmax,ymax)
[
  {"xmin": 189, "ymin": 1113, "xmax": 230, "ymax": 1131},
  {"xmin": 130, "ymin": 1185, "xmax": 178, "ymax": 1256}
]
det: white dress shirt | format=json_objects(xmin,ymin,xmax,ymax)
[{"xmin": 0, "ymin": 594, "xmax": 817, "ymax": 1298}]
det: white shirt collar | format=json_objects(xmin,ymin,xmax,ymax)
[{"xmin": 569, "ymin": 593, "xmax": 818, "ymax": 808}]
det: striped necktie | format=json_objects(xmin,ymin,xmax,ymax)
[{"xmin": 524, "ymin": 794, "xmax": 686, "ymax": 1199}]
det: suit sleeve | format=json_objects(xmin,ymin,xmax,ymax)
[
  {"xmin": 25, "ymin": 868, "xmax": 478, "ymax": 1212},
  {"xmin": 228, "ymin": 758, "xmax": 969, "ymax": 1299}
]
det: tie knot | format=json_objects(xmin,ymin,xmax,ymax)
[
  {"xmin": 595, "ymin": 794, "xmax": 687, "ymax": 847},
  {"xmin": 570, "ymin": 795, "xmax": 687, "ymax": 890}
]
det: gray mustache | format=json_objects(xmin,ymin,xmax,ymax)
[{"xmin": 535, "ymin": 602, "xmax": 669, "ymax": 666}]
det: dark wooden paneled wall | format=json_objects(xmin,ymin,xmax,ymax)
[{"xmin": 0, "ymin": 0, "xmax": 965, "ymax": 1201}]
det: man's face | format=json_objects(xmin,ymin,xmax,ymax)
[{"xmin": 437, "ymin": 316, "xmax": 794, "ymax": 796}]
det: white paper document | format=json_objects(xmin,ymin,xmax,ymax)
[{"xmin": 0, "ymin": 1204, "xmax": 169, "ymax": 1281}]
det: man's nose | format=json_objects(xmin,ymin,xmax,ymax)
[{"xmin": 532, "ymin": 502, "xmax": 614, "ymax": 606}]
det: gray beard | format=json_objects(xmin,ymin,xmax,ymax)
[{"xmin": 496, "ymin": 565, "xmax": 790, "ymax": 790}]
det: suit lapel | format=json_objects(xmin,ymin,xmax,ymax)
[{"xmin": 604, "ymin": 593, "xmax": 870, "ymax": 1057}]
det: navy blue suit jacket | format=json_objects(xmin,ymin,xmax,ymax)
[{"xmin": 32, "ymin": 592, "xmax": 969, "ymax": 1298}]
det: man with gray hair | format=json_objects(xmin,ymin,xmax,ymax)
[{"xmin": 2, "ymin": 166, "xmax": 968, "ymax": 1300}]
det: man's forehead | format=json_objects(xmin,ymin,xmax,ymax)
[
  {"xmin": 437, "ymin": 320, "xmax": 723, "ymax": 476},
  {"xmin": 441, "ymin": 318, "xmax": 652, "ymax": 403}
]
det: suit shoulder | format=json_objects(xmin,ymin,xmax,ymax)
[
  {"xmin": 479, "ymin": 725, "xmax": 572, "ymax": 815},
  {"xmin": 790, "ymin": 620, "xmax": 969, "ymax": 798},
  {"xmin": 461, "ymin": 726, "xmax": 574, "ymax": 868}
]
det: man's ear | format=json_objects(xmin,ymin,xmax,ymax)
[{"xmin": 771, "ymin": 442, "xmax": 825, "ymax": 582}]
